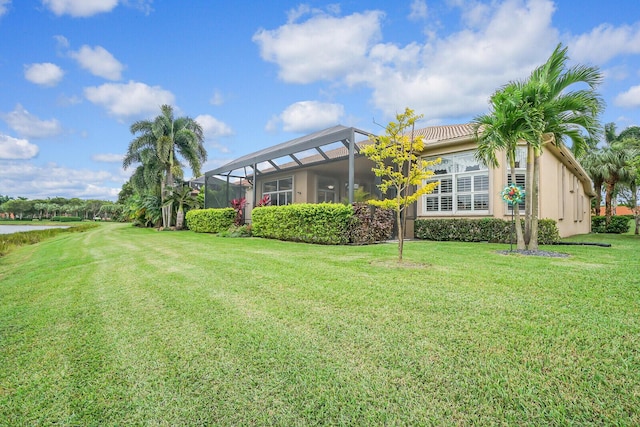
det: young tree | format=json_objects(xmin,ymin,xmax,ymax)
[{"xmin": 361, "ymin": 108, "xmax": 440, "ymax": 262}]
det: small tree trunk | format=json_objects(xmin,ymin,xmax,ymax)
[
  {"xmin": 396, "ymin": 208, "xmax": 403, "ymax": 262},
  {"xmin": 528, "ymin": 149, "xmax": 541, "ymax": 251}
]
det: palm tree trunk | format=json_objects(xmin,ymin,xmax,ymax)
[
  {"xmin": 604, "ymin": 181, "xmax": 615, "ymax": 225},
  {"xmin": 524, "ymin": 144, "xmax": 534, "ymax": 246},
  {"xmin": 510, "ymin": 162, "xmax": 525, "ymax": 250},
  {"xmin": 528, "ymin": 149, "xmax": 541, "ymax": 251}
]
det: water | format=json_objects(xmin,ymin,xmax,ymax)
[{"xmin": 0, "ymin": 225, "xmax": 70, "ymax": 235}]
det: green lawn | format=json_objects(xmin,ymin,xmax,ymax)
[{"xmin": 1, "ymin": 223, "xmax": 638, "ymax": 425}]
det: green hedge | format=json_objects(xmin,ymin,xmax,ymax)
[
  {"xmin": 51, "ymin": 216, "xmax": 82, "ymax": 222},
  {"xmin": 591, "ymin": 215, "xmax": 631, "ymax": 234},
  {"xmin": 414, "ymin": 218, "xmax": 560, "ymax": 245},
  {"xmin": 185, "ymin": 208, "xmax": 235, "ymax": 233},
  {"xmin": 252, "ymin": 204, "xmax": 353, "ymax": 245}
]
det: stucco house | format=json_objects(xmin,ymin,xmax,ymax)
[{"xmin": 203, "ymin": 124, "xmax": 595, "ymax": 238}]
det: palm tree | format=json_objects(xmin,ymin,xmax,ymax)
[
  {"xmin": 518, "ymin": 44, "xmax": 604, "ymax": 249},
  {"xmin": 473, "ymin": 84, "xmax": 538, "ymax": 250},
  {"xmin": 600, "ymin": 145, "xmax": 638, "ymax": 223},
  {"xmin": 123, "ymin": 104, "xmax": 207, "ymax": 228},
  {"xmin": 579, "ymin": 149, "xmax": 606, "ymax": 215},
  {"xmin": 164, "ymin": 184, "xmax": 198, "ymax": 230}
]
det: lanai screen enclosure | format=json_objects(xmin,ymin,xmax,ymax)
[{"xmin": 203, "ymin": 125, "xmax": 373, "ymax": 210}]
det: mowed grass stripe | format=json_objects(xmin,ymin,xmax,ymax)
[{"xmin": 1, "ymin": 222, "xmax": 638, "ymax": 425}]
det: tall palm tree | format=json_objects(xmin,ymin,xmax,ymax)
[
  {"xmin": 600, "ymin": 145, "xmax": 638, "ymax": 223},
  {"xmin": 473, "ymin": 84, "xmax": 539, "ymax": 250},
  {"xmin": 123, "ymin": 105, "xmax": 207, "ymax": 228},
  {"xmin": 519, "ymin": 44, "xmax": 604, "ymax": 249},
  {"xmin": 579, "ymin": 149, "xmax": 606, "ymax": 215}
]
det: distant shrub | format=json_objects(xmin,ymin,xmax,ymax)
[
  {"xmin": 591, "ymin": 215, "xmax": 631, "ymax": 234},
  {"xmin": 414, "ymin": 218, "xmax": 560, "ymax": 244},
  {"xmin": 51, "ymin": 216, "xmax": 82, "ymax": 222},
  {"xmin": 185, "ymin": 208, "xmax": 235, "ymax": 233},
  {"xmin": 252, "ymin": 203, "xmax": 352, "ymax": 245},
  {"xmin": 218, "ymin": 224, "xmax": 252, "ymax": 238}
]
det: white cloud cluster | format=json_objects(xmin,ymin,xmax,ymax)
[
  {"xmin": 24, "ymin": 62, "xmax": 64, "ymax": 86},
  {"xmin": 253, "ymin": 10, "xmax": 384, "ymax": 84},
  {"xmin": 70, "ymin": 45, "xmax": 124, "ymax": 80},
  {"xmin": 92, "ymin": 153, "xmax": 123, "ymax": 163},
  {"xmin": 0, "ymin": 161, "xmax": 122, "ymax": 200},
  {"xmin": 0, "ymin": 0, "xmax": 11, "ymax": 18},
  {"xmin": 195, "ymin": 114, "xmax": 233, "ymax": 140},
  {"xmin": 254, "ymin": 0, "xmax": 566, "ymax": 120},
  {"xmin": 615, "ymin": 85, "xmax": 640, "ymax": 108},
  {"xmin": 269, "ymin": 101, "xmax": 345, "ymax": 133},
  {"xmin": 1, "ymin": 104, "xmax": 63, "ymax": 139},
  {"xmin": 42, "ymin": 0, "xmax": 118, "ymax": 17},
  {"xmin": 0, "ymin": 134, "xmax": 39, "ymax": 160},
  {"xmin": 84, "ymin": 81, "xmax": 175, "ymax": 118},
  {"xmin": 568, "ymin": 22, "xmax": 640, "ymax": 65}
]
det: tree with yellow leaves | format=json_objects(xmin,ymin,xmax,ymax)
[{"xmin": 362, "ymin": 108, "xmax": 440, "ymax": 262}]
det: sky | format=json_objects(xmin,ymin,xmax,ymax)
[{"xmin": 0, "ymin": 0, "xmax": 639, "ymax": 201}]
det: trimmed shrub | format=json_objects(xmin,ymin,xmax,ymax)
[
  {"xmin": 591, "ymin": 215, "xmax": 631, "ymax": 234},
  {"xmin": 414, "ymin": 218, "xmax": 560, "ymax": 244},
  {"xmin": 252, "ymin": 203, "xmax": 353, "ymax": 245},
  {"xmin": 346, "ymin": 203, "xmax": 394, "ymax": 244},
  {"xmin": 51, "ymin": 216, "xmax": 82, "ymax": 222},
  {"xmin": 185, "ymin": 208, "xmax": 235, "ymax": 233}
]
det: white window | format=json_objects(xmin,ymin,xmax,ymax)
[
  {"xmin": 263, "ymin": 177, "xmax": 293, "ymax": 206},
  {"xmin": 423, "ymin": 150, "xmax": 489, "ymax": 214}
]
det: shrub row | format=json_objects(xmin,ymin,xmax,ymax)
[
  {"xmin": 414, "ymin": 218, "xmax": 560, "ymax": 245},
  {"xmin": 252, "ymin": 204, "xmax": 353, "ymax": 244},
  {"xmin": 591, "ymin": 215, "xmax": 631, "ymax": 234},
  {"xmin": 185, "ymin": 208, "xmax": 235, "ymax": 233},
  {"xmin": 51, "ymin": 216, "xmax": 82, "ymax": 222}
]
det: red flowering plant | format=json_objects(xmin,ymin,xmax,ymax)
[{"xmin": 230, "ymin": 197, "xmax": 246, "ymax": 226}]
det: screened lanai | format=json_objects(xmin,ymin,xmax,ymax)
[{"xmin": 202, "ymin": 125, "xmax": 375, "ymax": 213}]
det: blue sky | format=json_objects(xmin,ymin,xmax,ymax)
[{"xmin": 0, "ymin": 0, "xmax": 639, "ymax": 201}]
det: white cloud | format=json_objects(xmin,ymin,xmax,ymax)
[
  {"xmin": 42, "ymin": 0, "xmax": 118, "ymax": 17},
  {"xmin": 254, "ymin": 0, "xmax": 560, "ymax": 120},
  {"xmin": 1, "ymin": 104, "xmax": 63, "ymax": 139},
  {"xmin": 409, "ymin": 0, "xmax": 427, "ymax": 21},
  {"xmin": 0, "ymin": 161, "xmax": 122, "ymax": 200},
  {"xmin": 209, "ymin": 90, "xmax": 224, "ymax": 106},
  {"xmin": 24, "ymin": 62, "xmax": 64, "ymax": 86},
  {"xmin": 364, "ymin": 0, "xmax": 558, "ymax": 118},
  {"xmin": 0, "ymin": 0, "xmax": 11, "ymax": 17},
  {"xmin": 70, "ymin": 45, "xmax": 124, "ymax": 80},
  {"xmin": 92, "ymin": 153, "xmax": 123, "ymax": 163},
  {"xmin": 568, "ymin": 22, "xmax": 640, "ymax": 65},
  {"xmin": 0, "ymin": 134, "xmax": 39, "ymax": 160},
  {"xmin": 195, "ymin": 114, "xmax": 233, "ymax": 140},
  {"xmin": 253, "ymin": 10, "xmax": 384, "ymax": 84},
  {"xmin": 277, "ymin": 101, "xmax": 344, "ymax": 133},
  {"xmin": 615, "ymin": 85, "xmax": 640, "ymax": 108},
  {"xmin": 84, "ymin": 81, "xmax": 175, "ymax": 118}
]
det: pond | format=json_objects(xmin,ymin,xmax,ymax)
[{"xmin": 0, "ymin": 225, "xmax": 70, "ymax": 235}]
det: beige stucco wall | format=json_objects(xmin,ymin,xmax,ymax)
[{"xmin": 415, "ymin": 136, "xmax": 594, "ymax": 238}]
